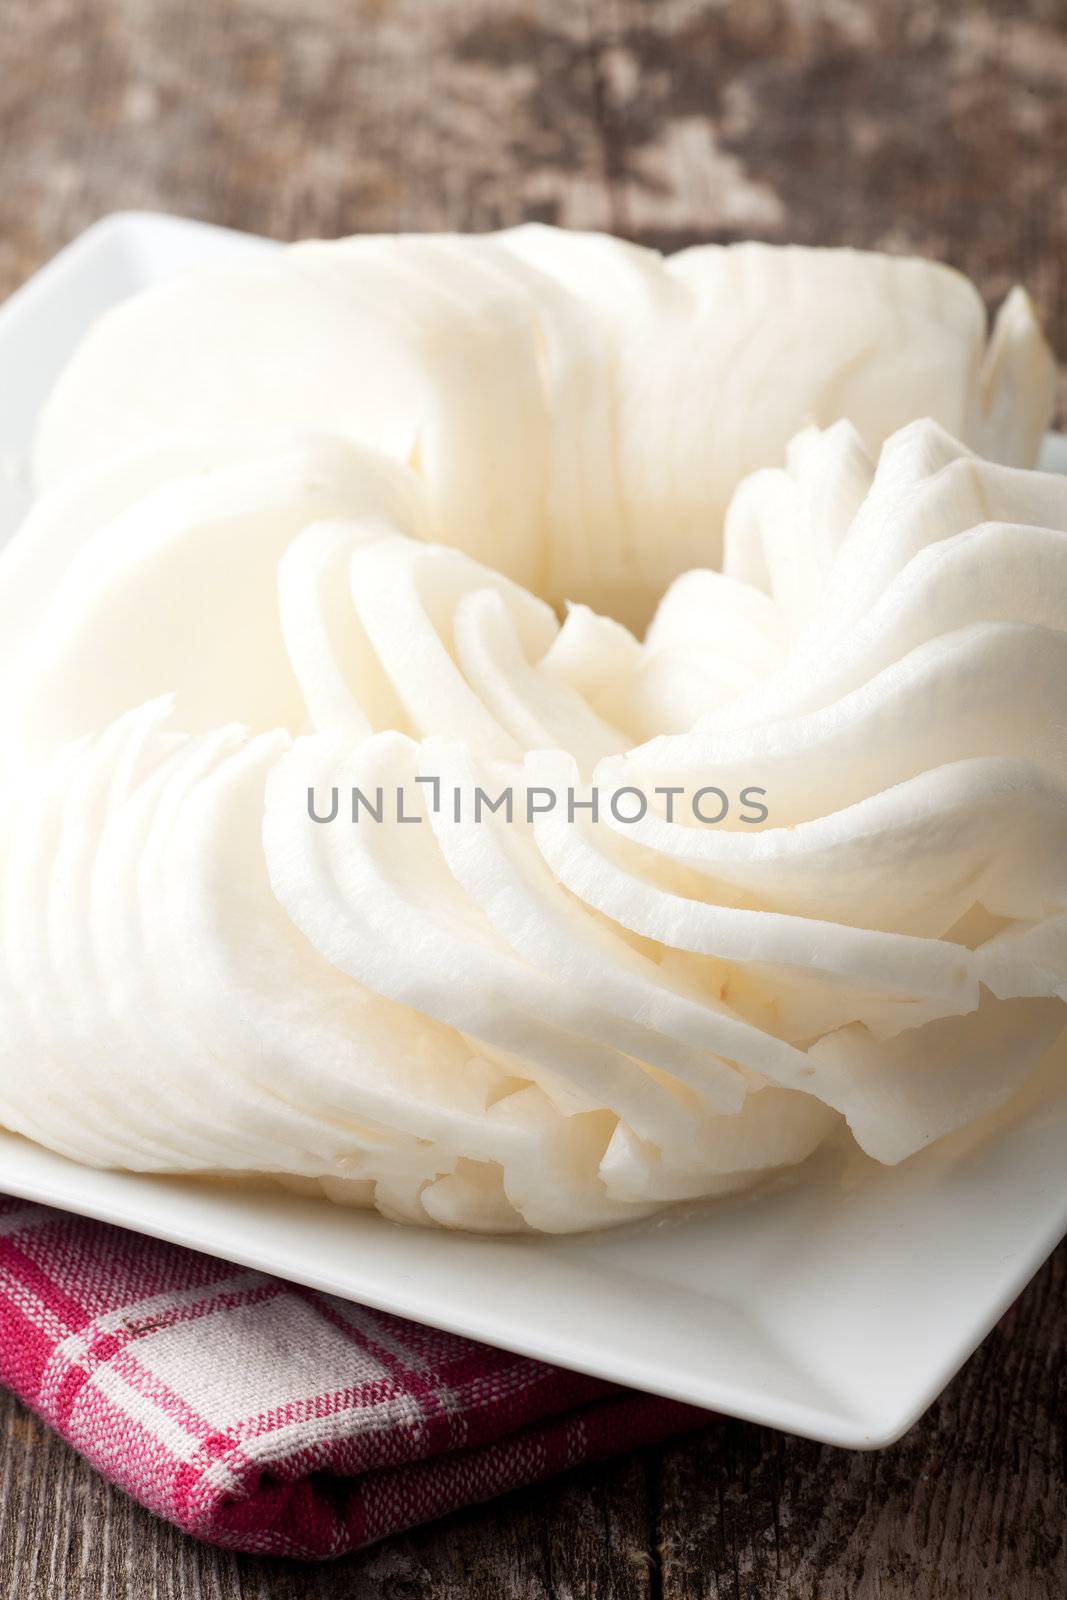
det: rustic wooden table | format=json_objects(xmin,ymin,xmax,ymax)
[{"xmin": 1, "ymin": 1, "xmax": 1065, "ymax": 1595}]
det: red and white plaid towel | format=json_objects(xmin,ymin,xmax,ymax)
[{"xmin": 0, "ymin": 1195, "xmax": 706, "ymax": 1558}]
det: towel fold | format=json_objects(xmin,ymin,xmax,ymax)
[{"xmin": 0, "ymin": 1196, "xmax": 706, "ymax": 1557}]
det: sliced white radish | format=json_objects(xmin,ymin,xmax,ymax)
[
  {"xmin": 6, "ymin": 439, "xmax": 425, "ymax": 756},
  {"xmin": 35, "ymin": 233, "xmax": 1053, "ymax": 630},
  {"xmin": 0, "ymin": 231, "xmax": 1062, "ymax": 1233}
]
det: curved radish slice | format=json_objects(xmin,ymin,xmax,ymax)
[
  {"xmin": 749, "ymin": 522, "xmax": 1067, "ymax": 728},
  {"xmin": 721, "ymin": 454, "xmax": 858, "ymax": 627},
  {"xmin": 645, "ymin": 568, "xmax": 785, "ymax": 671},
  {"xmin": 634, "ymin": 653, "xmax": 760, "ymax": 736},
  {"xmin": 0, "ymin": 736, "xmax": 117, "ymax": 1162},
  {"xmin": 0, "ymin": 436, "xmax": 281, "ymax": 708},
  {"xmin": 100, "ymin": 722, "xmax": 275, "ymax": 1168},
  {"xmin": 49, "ymin": 705, "xmax": 209, "ymax": 1164},
  {"xmin": 418, "ymin": 737, "xmax": 748, "ymax": 1115},
  {"xmin": 598, "ymin": 1089, "xmax": 839, "ymax": 1204},
  {"xmin": 527, "ymin": 751, "xmax": 980, "ymax": 1031},
  {"xmin": 617, "ymin": 623, "xmax": 1067, "ymax": 824},
  {"xmin": 629, "ymin": 579, "xmax": 776, "ymax": 735},
  {"xmin": 346, "ymin": 539, "xmax": 558, "ymax": 757},
  {"xmin": 813, "ymin": 438, "xmax": 1067, "ymax": 627},
  {"xmin": 451, "ymin": 590, "xmax": 628, "ymax": 766},
  {"xmin": 278, "ymin": 520, "xmax": 411, "ymax": 741},
  {"xmin": 7, "ymin": 438, "xmax": 423, "ymax": 756},
  {"xmin": 975, "ymin": 914, "xmax": 1067, "ymax": 1002},
  {"xmin": 584, "ymin": 755, "xmax": 1067, "ymax": 935},
  {"xmin": 419, "ymin": 1160, "xmax": 533, "ymax": 1234},
  {"xmin": 265, "ymin": 732, "xmax": 703, "ymax": 1150},
  {"xmin": 806, "ymin": 996, "xmax": 1066, "ymax": 1163},
  {"xmin": 161, "ymin": 732, "xmax": 560, "ymax": 1177},
  {"xmin": 537, "ymin": 604, "xmax": 644, "ymax": 732},
  {"xmin": 490, "ymin": 1089, "xmax": 657, "ymax": 1233},
  {"xmin": 975, "ymin": 285, "xmax": 1058, "ymax": 466},
  {"xmin": 0, "ymin": 707, "xmax": 217, "ymax": 1165},
  {"xmin": 702, "ymin": 452, "xmax": 1067, "ymax": 735},
  {"xmin": 723, "ymin": 421, "xmax": 875, "ymax": 600}
]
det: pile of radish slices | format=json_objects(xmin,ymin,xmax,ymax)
[{"xmin": 0, "ymin": 227, "xmax": 1063, "ymax": 1231}]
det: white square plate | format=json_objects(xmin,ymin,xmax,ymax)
[{"xmin": 1, "ymin": 213, "xmax": 1065, "ymax": 1451}]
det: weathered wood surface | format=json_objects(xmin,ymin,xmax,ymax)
[
  {"xmin": 0, "ymin": 0, "xmax": 1065, "ymax": 1594},
  {"xmin": 2, "ymin": 0, "xmax": 1066, "ymax": 410}
]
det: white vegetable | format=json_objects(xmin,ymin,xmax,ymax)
[
  {"xmin": 0, "ymin": 227, "xmax": 1062, "ymax": 1231},
  {"xmin": 35, "ymin": 230, "xmax": 1055, "ymax": 631}
]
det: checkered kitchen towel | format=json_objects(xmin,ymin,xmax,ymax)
[{"xmin": 0, "ymin": 1196, "xmax": 705, "ymax": 1558}]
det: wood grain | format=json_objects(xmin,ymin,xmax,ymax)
[
  {"xmin": 1, "ymin": 0, "xmax": 1065, "ymax": 409},
  {"xmin": 0, "ymin": 0, "xmax": 1065, "ymax": 1594}
]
